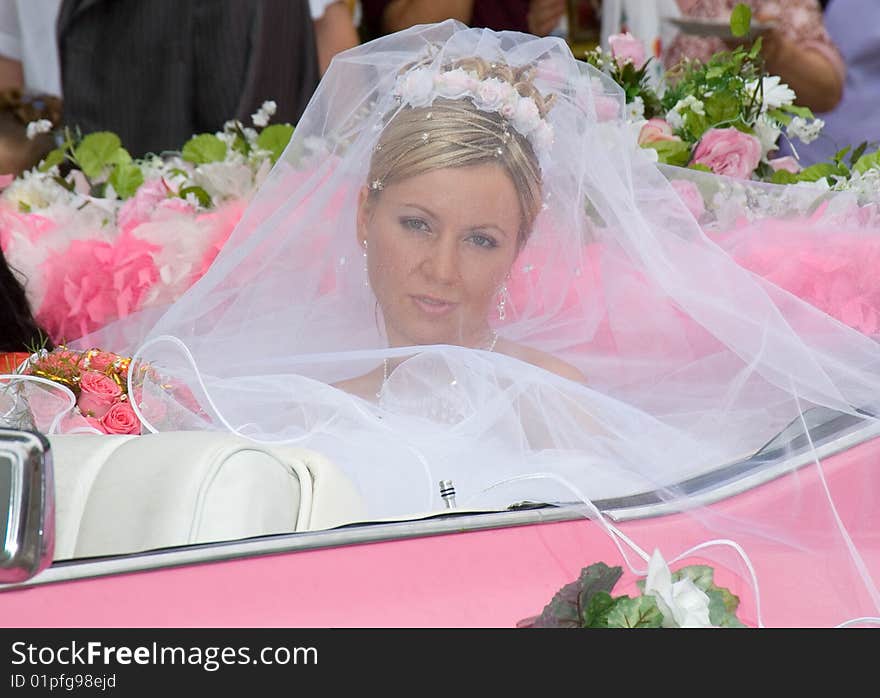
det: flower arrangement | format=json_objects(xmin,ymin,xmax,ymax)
[
  {"xmin": 520, "ymin": 550, "xmax": 747, "ymax": 628},
  {"xmin": 21, "ymin": 346, "xmax": 143, "ymax": 434},
  {"xmin": 0, "ymin": 102, "xmax": 294, "ymax": 344},
  {"xmin": 588, "ymin": 4, "xmax": 879, "ymax": 193}
]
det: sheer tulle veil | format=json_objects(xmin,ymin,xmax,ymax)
[{"xmin": 82, "ymin": 21, "xmax": 879, "ymax": 626}]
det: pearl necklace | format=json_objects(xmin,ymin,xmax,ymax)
[{"xmin": 378, "ymin": 331, "xmax": 499, "ymax": 398}]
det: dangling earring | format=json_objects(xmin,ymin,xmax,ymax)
[
  {"xmin": 497, "ymin": 282, "xmax": 509, "ymax": 321},
  {"xmin": 363, "ymin": 240, "xmax": 370, "ymax": 287}
]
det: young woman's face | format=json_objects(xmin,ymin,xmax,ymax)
[{"xmin": 358, "ymin": 163, "xmax": 523, "ymax": 348}]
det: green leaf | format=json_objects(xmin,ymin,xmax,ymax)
[
  {"xmin": 107, "ymin": 147, "xmax": 132, "ymax": 167},
  {"xmin": 18, "ymin": 201, "xmax": 31, "ymax": 213},
  {"xmin": 704, "ymin": 91, "xmax": 742, "ymax": 125},
  {"xmin": 796, "ymin": 162, "xmax": 847, "ymax": 182},
  {"xmin": 108, "ymin": 162, "xmax": 144, "ymax": 199},
  {"xmin": 688, "ymin": 162, "xmax": 712, "ymax": 173},
  {"xmin": 848, "ymin": 142, "xmax": 868, "ymax": 168},
  {"xmin": 181, "ymin": 133, "xmax": 227, "ymax": 164},
  {"xmin": 74, "ymin": 131, "xmax": 123, "ymax": 178},
  {"xmin": 38, "ymin": 148, "xmax": 66, "ymax": 172},
  {"xmin": 671, "ymin": 565, "xmax": 714, "ymax": 591},
  {"xmin": 853, "ymin": 149, "xmax": 880, "ymax": 174},
  {"xmin": 781, "ymin": 104, "xmax": 815, "ymax": 120},
  {"xmin": 582, "ymin": 591, "xmax": 618, "ymax": 628},
  {"xmin": 643, "ymin": 139, "xmax": 692, "ymax": 167},
  {"xmin": 706, "ymin": 589, "xmax": 747, "ymax": 627},
  {"xmin": 178, "ymin": 185, "xmax": 213, "ymax": 208},
  {"xmin": 531, "ymin": 562, "xmax": 624, "ymax": 628},
  {"xmin": 256, "ymin": 123, "xmax": 295, "ymax": 164},
  {"xmin": 767, "ymin": 108, "xmax": 792, "ymax": 126},
  {"xmin": 770, "ymin": 169, "xmax": 800, "ymax": 184},
  {"xmin": 52, "ymin": 175, "xmax": 75, "ymax": 192},
  {"xmin": 730, "ymin": 3, "xmax": 752, "ymax": 37},
  {"xmin": 606, "ymin": 595, "xmax": 664, "ymax": 628}
]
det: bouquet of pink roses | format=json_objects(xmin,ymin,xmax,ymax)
[{"xmin": 22, "ymin": 346, "xmax": 143, "ymax": 434}]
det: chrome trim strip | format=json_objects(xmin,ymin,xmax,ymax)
[{"xmin": 2, "ymin": 417, "xmax": 878, "ymax": 592}]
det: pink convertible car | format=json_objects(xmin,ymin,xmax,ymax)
[{"xmin": 1, "ymin": 401, "xmax": 878, "ymax": 627}]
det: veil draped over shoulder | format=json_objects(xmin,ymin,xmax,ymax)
[{"xmin": 80, "ymin": 22, "xmax": 879, "ymax": 626}]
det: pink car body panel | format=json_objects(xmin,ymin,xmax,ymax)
[{"xmin": 1, "ymin": 435, "xmax": 877, "ymax": 628}]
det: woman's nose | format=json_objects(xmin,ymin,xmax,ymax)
[{"xmin": 423, "ymin": 236, "xmax": 459, "ymax": 284}]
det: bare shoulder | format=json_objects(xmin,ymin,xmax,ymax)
[
  {"xmin": 332, "ymin": 367, "xmax": 382, "ymax": 401},
  {"xmin": 496, "ymin": 339, "xmax": 588, "ymax": 384}
]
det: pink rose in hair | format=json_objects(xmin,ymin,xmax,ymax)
[
  {"xmin": 670, "ymin": 179, "xmax": 706, "ymax": 221},
  {"xmin": 608, "ymin": 32, "xmax": 647, "ymax": 69},
  {"xmin": 100, "ymin": 401, "xmax": 141, "ymax": 435},
  {"xmin": 768, "ymin": 156, "xmax": 801, "ymax": 174},
  {"xmin": 77, "ymin": 370, "xmax": 122, "ymax": 418},
  {"xmin": 638, "ymin": 118, "xmax": 681, "ymax": 145},
  {"xmin": 690, "ymin": 128, "xmax": 762, "ymax": 179}
]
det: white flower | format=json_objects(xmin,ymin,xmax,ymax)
[
  {"xmin": 26, "ymin": 119, "xmax": 53, "ymax": 140},
  {"xmin": 643, "ymin": 549, "xmax": 714, "ymax": 628},
  {"xmin": 434, "ymin": 68, "xmax": 475, "ymax": 98},
  {"xmin": 747, "ymin": 75, "xmax": 796, "ymax": 112},
  {"xmin": 625, "ymin": 96, "xmax": 644, "ymax": 122},
  {"xmin": 753, "ymin": 115, "xmax": 782, "ymax": 159},
  {"xmin": 260, "ymin": 100, "xmax": 277, "ymax": 117},
  {"xmin": 788, "ymin": 116, "xmax": 824, "ymax": 144},
  {"xmin": 251, "ymin": 111, "xmax": 269, "ymax": 127},
  {"xmin": 250, "ymin": 101, "xmax": 278, "ymax": 128},
  {"xmin": 395, "ymin": 67, "xmax": 435, "ymax": 107},
  {"xmin": 665, "ymin": 109, "xmax": 683, "ymax": 130},
  {"xmin": 511, "ymin": 97, "xmax": 541, "ymax": 135},
  {"xmin": 474, "ymin": 77, "xmax": 512, "ymax": 111},
  {"xmin": 672, "ymin": 95, "xmax": 705, "ymax": 116}
]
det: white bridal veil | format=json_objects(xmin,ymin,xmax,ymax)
[{"xmin": 84, "ymin": 21, "xmax": 878, "ymax": 626}]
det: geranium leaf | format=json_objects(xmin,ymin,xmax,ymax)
[
  {"xmin": 74, "ymin": 131, "xmax": 122, "ymax": 178},
  {"xmin": 582, "ymin": 591, "xmax": 618, "ymax": 627},
  {"xmin": 671, "ymin": 564, "xmax": 714, "ymax": 591},
  {"xmin": 643, "ymin": 139, "xmax": 692, "ymax": 167},
  {"xmin": 531, "ymin": 562, "xmax": 623, "ymax": 628},
  {"xmin": 181, "ymin": 133, "xmax": 228, "ymax": 164},
  {"xmin": 179, "ymin": 185, "xmax": 212, "ymax": 208},
  {"xmin": 256, "ymin": 124, "xmax": 295, "ymax": 163},
  {"xmin": 730, "ymin": 3, "xmax": 752, "ymax": 38},
  {"xmin": 38, "ymin": 148, "xmax": 66, "ymax": 172},
  {"xmin": 606, "ymin": 595, "xmax": 663, "ymax": 628},
  {"xmin": 108, "ymin": 162, "xmax": 145, "ymax": 199},
  {"xmin": 706, "ymin": 589, "xmax": 746, "ymax": 627}
]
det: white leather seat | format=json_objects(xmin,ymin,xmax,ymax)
[{"xmin": 48, "ymin": 431, "xmax": 366, "ymax": 560}]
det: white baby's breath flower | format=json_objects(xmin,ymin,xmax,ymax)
[
  {"xmin": 260, "ymin": 100, "xmax": 277, "ymax": 117},
  {"xmin": 753, "ymin": 115, "xmax": 782, "ymax": 160},
  {"xmin": 251, "ymin": 111, "xmax": 269, "ymax": 128},
  {"xmin": 673, "ymin": 95, "xmax": 705, "ymax": 116},
  {"xmin": 747, "ymin": 75, "xmax": 796, "ymax": 112},
  {"xmin": 625, "ymin": 96, "xmax": 645, "ymax": 122},
  {"xmin": 643, "ymin": 549, "xmax": 714, "ymax": 628},
  {"xmin": 665, "ymin": 109, "xmax": 683, "ymax": 130},
  {"xmin": 788, "ymin": 116, "xmax": 824, "ymax": 144},
  {"xmin": 25, "ymin": 119, "xmax": 53, "ymax": 140}
]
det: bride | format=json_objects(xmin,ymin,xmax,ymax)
[{"xmin": 85, "ymin": 21, "xmax": 879, "ymax": 626}]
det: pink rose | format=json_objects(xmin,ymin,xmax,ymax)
[
  {"xmin": 99, "ymin": 401, "xmax": 142, "ymax": 435},
  {"xmin": 690, "ymin": 128, "xmax": 762, "ymax": 179},
  {"xmin": 768, "ymin": 156, "xmax": 801, "ymax": 174},
  {"xmin": 77, "ymin": 370, "xmax": 122, "ymax": 418},
  {"xmin": 608, "ymin": 32, "xmax": 647, "ymax": 69},
  {"xmin": 638, "ymin": 118, "xmax": 681, "ymax": 145},
  {"xmin": 670, "ymin": 179, "xmax": 706, "ymax": 221},
  {"xmin": 86, "ymin": 350, "xmax": 119, "ymax": 372}
]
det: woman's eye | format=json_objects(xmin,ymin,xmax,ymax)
[
  {"xmin": 400, "ymin": 217, "xmax": 430, "ymax": 233},
  {"xmin": 468, "ymin": 233, "xmax": 498, "ymax": 249}
]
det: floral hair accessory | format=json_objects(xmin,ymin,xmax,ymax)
[{"xmin": 392, "ymin": 66, "xmax": 555, "ymax": 157}]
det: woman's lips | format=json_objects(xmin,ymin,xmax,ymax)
[{"xmin": 411, "ymin": 295, "xmax": 458, "ymax": 316}]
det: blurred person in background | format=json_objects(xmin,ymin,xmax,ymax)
[
  {"xmin": 789, "ymin": 0, "xmax": 880, "ymax": 165},
  {"xmin": 359, "ymin": 0, "xmax": 567, "ymax": 41},
  {"xmin": 664, "ymin": 0, "xmax": 844, "ymax": 113},
  {"xmin": 312, "ymin": 0, "xmax": 361, "ymax": 74},
  {"xmin": 56, "ymin": 0, "xmax": 320, "ymax": 158},
  {"xmin": 0, "ymin": 0, "xmax": 63, "ymax": 175}
]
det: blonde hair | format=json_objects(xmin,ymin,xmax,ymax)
[{"xmin": 367, "ymin": 58, "xmax": 554, "ymax": 247}]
